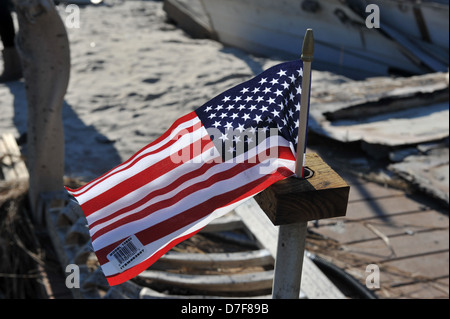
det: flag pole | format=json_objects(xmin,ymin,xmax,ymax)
[
  {"xmin": 295, "ymin": 28, "xmax": 314, "ymax": 177},
  {"xmin": 272, "ymin": 29, "xmax": 314, "ymax": 299}
]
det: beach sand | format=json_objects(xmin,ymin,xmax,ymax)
[
  {"xmin": 1, "ymin": 0, "xmax": 446, "ymax": 197},
  {"xmin": 1, "ymin": 0, "xmax": 282, "ymax": 180}
]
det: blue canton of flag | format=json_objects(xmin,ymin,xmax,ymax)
[{"xmin": 195, "ymin": 60, "xmax": 304, "ymax": 162}]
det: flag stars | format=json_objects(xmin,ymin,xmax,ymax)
[
  {"xmin": 277, "ymin": 123, "xmax": 283, "ymax": 132},
  {"xmin": 226, "ymin": 104, "xmax": 235, "ymax": 111},
  {"xmin": 197, "ymin": 60, "xmax": 304, "ymax": 158},
  {"xmin": 249, "ymin": 105, "xmax": 257, "ymax": 112},
  {"xmin": 236, "ymin": 123, "xmax": 245, "ymax": 133},
  {"xmin": 224, "ymin": 122, "xmax": 233, "ymax": 130},
  {"xmin": 267, "ymin": 97, "xmax": 275, "ymax": 105},
  {"xmin": 277, "ymin": 69, "xmax": 287, "ymax": 77},
  {"xmin": 219, "ymin": 133, "xmax": 229, "ymax": 141}
]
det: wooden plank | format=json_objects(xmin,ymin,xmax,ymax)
[
  {"xmin": 383, "ymin": 279, "xmax": 449, "ymax": 299},
  {"xmin": 2, "ymin": 133, "xmax": 29, "ymax": 179},
  {"xmin": 311, "ymin": 210, "xmax": 449, "ymax": 244},
  {"xmin": 235, "ymin": 198, "xmax": 345, "ymax": 299},
  {"xmin": 201, "ymin": 213, "xmax": 244, "ymax": 232},
  {"xmin": 254, "ymin": 153, "xmax": 350, "ymax": 225},
  {"xmin": 139, "ymin": 287, "xmax": 271, "ymax": 299},
  {"xmin": 348, "ymin": 182, "xmax": 405, "ymax": 202},
  {"xmin": 139, "ymin": 269, "xmax": 274, "ymax": 292},
  {"xmin": 382, "ymin": 251, "xmax": 449, "ymax": 282},
  {"xmin": 343, "ymin": 230, "xmax": 449, "ymax": 262},
  {"xmin": 0, "ymin": 138, "xmax": 16, "ymax": 181},
  {"xmin": 345, "ymin": 255, "xmax": 449, "ymax": 299},
  {"xmin": 154, "ymin": 249, "xmax": 273, "ymax": 269},
  {"xmin": 339, "ymin": 195, "xmax": 430, "ymax": 222}
]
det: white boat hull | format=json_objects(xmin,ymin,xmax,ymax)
[{"xmin": 200, "ymin": 0, "xmax": 434, "ymax": 78}]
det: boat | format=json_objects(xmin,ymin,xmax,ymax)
[
  {"xmin": 345, "ymin": 0, "xmax": 449, "ymax": 73},
  {"xmin": 198, "ymin": 0, "xmax": 448, "ymax": 79}
]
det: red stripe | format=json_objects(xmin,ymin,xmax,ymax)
[
  {"xmin": 66, "ymin": 111, "xmax": 198, "ymax": 195},
  {"xmin": 90, "ymin": 145, "xmax": 294, "ymax": 242},
  {"xmin": 95, "ymin": 164, "xmax": 293, "ymax": 265},
  {"xmin": 103, "ymin": 166, "xmax": 292, "ymax": 286},
  {"xmin": 73, "ymin": 118, "xmax": 202, "ymax": 199},
  {"xmin": 89, "ymin": 155, "xmax": 222, "ymax": 231},
  {"xmin": 80, "ymin": 133, "xmax": 211, "ymax": 216},
  {"xmin": 91, "ymin": 158, "xmax": 251, "ymax": 242},
  {"xmin": 89, "ymin": 157, "xmax": 225, "ymax": 241}
]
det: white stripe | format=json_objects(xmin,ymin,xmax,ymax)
[
  {"xmin": 91, "ymin": 155, "xmax": 294, "ymax": 251},
  {"xmin": 100, "ymin": 195, "xmax": 255, "ymax": 277},
  {"xmin": 85, "ymin": 128, "xmax": 212, "ymax": 224},
  {"xmin": 76, "ymin": 123, "xmax": 207, "ymax": 206},
  {"xmin": 89, "ymin": 135, "xmax": 291, "ymax": 243},
  {"xmin": 87, "ymin": 145, "xmax": 222, "ymax": 235},
  {"xmin": 70, "ymin": 116, "xmax": 201, "ymax": 199},
  {"xmin": 87, "ymin": 133, "xmax": 288, "ymax": 225}
]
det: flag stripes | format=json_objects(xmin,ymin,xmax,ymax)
[{"xmin": 65, "ymin": 59, "xmax": 305, "ymax": 285}]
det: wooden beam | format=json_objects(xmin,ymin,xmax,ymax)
[{"xmin": 255, "ymin": 153, "xmax": 350, "ymax": 225}]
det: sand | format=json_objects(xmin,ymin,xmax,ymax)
[
  {"xmin": 0, "ymin": 0, "xmax": 284, "ymax": 180},
  {"xmin": 1, "ymin": 0, "xmax": 447, "ymax": 206}
]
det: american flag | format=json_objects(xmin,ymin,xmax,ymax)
[{"xmin": 66, "ymin": 59, "xmax": 306, "ymax": 286}]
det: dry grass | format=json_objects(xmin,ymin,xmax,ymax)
[{"xmin": 0, "ymin": 180, "xmax": 44, "ymax": 298}]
